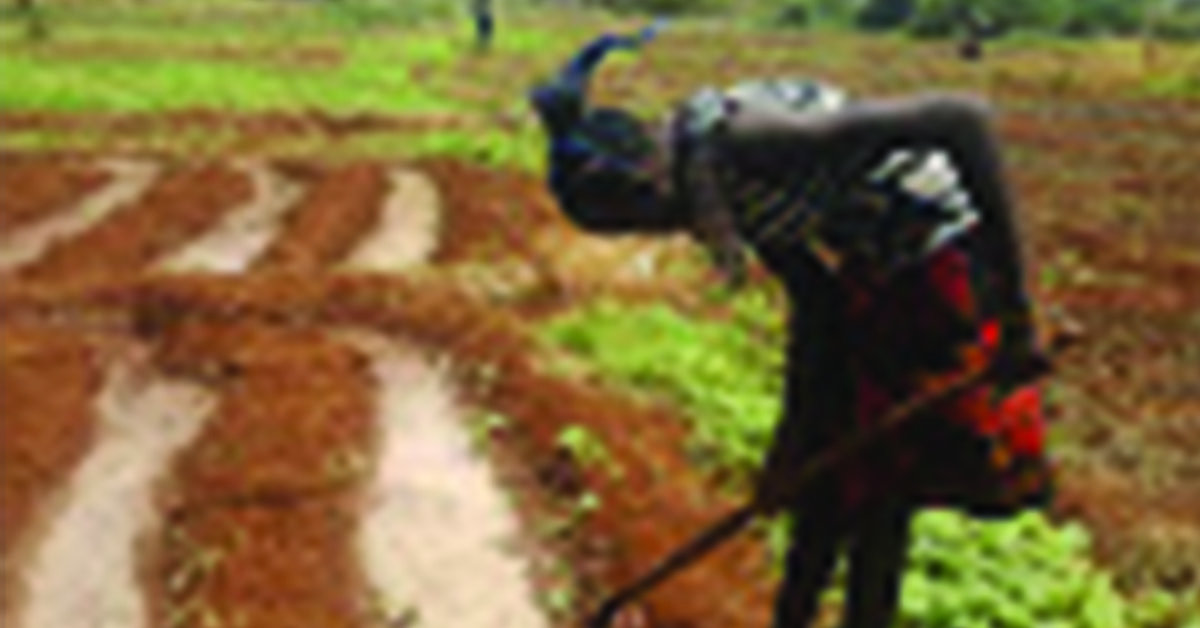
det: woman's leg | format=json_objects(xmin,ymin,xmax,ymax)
[
  {"xmin": 773, "ymin": 498, "xmax": 845, "ymax": 628},
  {"xmin": 840, "ymin": 502, "xmax": 913, "ymax": 628}
]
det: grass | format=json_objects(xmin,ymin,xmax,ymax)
[
  {"xmin": 2, "ymin": 0, "xmax": 1196, "ymax": 167},
  {"xmin": 0, "ymin": 0, "xmax": 597, "ymax": 115},
  {"xmin": 0, "ymin": 34, "xmax": 460, "ymax": 114},
  {"xmin": 0, "ymin": 0, "xmax": 601, "ymax": 166}
]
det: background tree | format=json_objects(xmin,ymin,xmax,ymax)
[
  {"xmin": 857, "ymin": 0, "xmax": 916, "ymax": 31},
  {"xmin": 15, "ymin": 0, "xmax": 49, "ymax": 40}
]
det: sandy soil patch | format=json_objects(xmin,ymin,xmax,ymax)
[
  {"xmin": 256, "ymin": 165, "xmax": 387, "ymax": 271},
  {"xmin": 0, "ymin": 156, "xmax": 110, "ymax": 233},
  {"xmin": 348, "ymin": 333, "xmax": 550, "ymax": 628},
  {"xmin": 18, "ymin": 164, "xmax": 251, "ymax": 282},
  {"xmin": 0, "ymin": 324, "xmax": 101, "ymax": 623},
  {"xmin": 147, "ymin": 323, "xmax": 375, "ymax": 628},
  {"xmin": 157, "ymin": 161, "xmax": 304, "ymax": 274},
  {"xmin": 340, "ymin": 170, "xmax": 441, "ymax": 273},
  {"xmin": 15, "ymin": 346, "xmax": 216, "ymax": 628}
]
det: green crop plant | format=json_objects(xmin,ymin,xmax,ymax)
[
  {"xmin": 556, "ymin": 424, "xmax": 622, "ymax": 479},
  {"xmin": 893, "ymin": 510, "xmax": 1200, "ymax": 628},
  {"xmin": 541, "ymin": 296, "xmax": 784, "ymax": 477},
  {"xmin": 468, "ymin": 410, "xmax": 511, "ymax": 451}
]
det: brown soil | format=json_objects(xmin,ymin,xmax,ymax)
[
  {"xmin": 0, "ymin": 111, "xmax": 475, "ymax": 142},
  {"xmin": 148, "ymin": 322, "xmax": 376, "ymax": 628},
  {"xmin": 33, "ymin": 41, "xmax": 344, "ymax": 70},
  {"xmin": 421, "ymin": 159, "xmax": 563, "ymax": 266},
  {"xmin": 0, "ymin": 139, "xmax": 1196, "ymax": 626},
  {"xmin": 0, "ymin": 268, "xmax": 778, "ymax": 626},
  {"xmin": 256, "ymin": 164, "xmax": 388, "ymax": 271},
  {"xmin": 0, "ymin": 156, "xmax": 110, "ymax": 233},
  {"xmin": 18, "ymin": 165, "xmax": 252, "ymax": 283},
  {"xmin": 0, "ymin": 323, "xmax": 102, "ymax": 619}
]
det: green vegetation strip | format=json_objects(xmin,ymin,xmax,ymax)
[
  {"xmin": 0, "ymin": 43, "xmax": 453, "ymax": 114},
  {"xmin": 540, "ymin": 295, "xmax": 1199, "ymax": 628}
]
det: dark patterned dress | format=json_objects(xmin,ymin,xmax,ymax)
[{"xmin": 674, "ymin": 79, "xmax": 1054, "ymax": 517}]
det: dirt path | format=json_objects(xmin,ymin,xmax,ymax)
[
  {"xmin": 0, "ymin": 325, "xmax": 102, "ymax": 624},
  {"xmin": 0, "ymin": 159, "xmax": 158, "ymax": 274},
  {"xmin": 340, "ymin": 170, "xmax": 441, "ymax": 273},
  {"xmin": 341, "ymin": 177, "xmax": 548, "ymax": 626},
  {"xmin": 156, "ymin": 161, "xmax": 303, "ymax": 274},
  {"xmin": 15, "ymin": 347, "xmax": 217, "ymax": 628},
  {"xmin": 349, "ymin": 333, "xmax": 550, "ymax": 628}
]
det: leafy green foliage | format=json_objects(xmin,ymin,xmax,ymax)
[
  {"xmin": 1059, "ymin": 0, "xmax": 1146, "ymax": 37},
  {"xmin": 857, "ymin": 0, "xmax": 916, "ymax": 31},
  {"xmin": 542, "ymin": 296, "xmax": 784, "ymax": 474},
  {"xmin": 900, "ymin": 511, "xmax": 1182, "ymax": 628},
  {"xmin": 0, "ymin": 48, "xmax": 455, "ymax": 113},
  {"xmin": 907, "ymin": 0, "xmax": 1070, "ymax": 37},
  {"xmin": 747, "ymin": 0, "xmax": 1197, "ymax": 39},
  {"xmin": 556, "ymin": 424, "xmax": 623, "ymax": 478}
]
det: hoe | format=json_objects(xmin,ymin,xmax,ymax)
[{"xmin": 586, "ymin": 332, "xmax": 1080, "ymax": 628}]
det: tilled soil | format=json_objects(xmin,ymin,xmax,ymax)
[
  {"xmin": 18, "ymin": 164, "xmax": 252, "ymax": 282},
  {"xmin": 0, "ymin": 142, "xmax": 1197, "ymax": 628},
  {"xmin": 0, "ymin": 155, "xmax": 110, "ymax": 233},
  {"xmin": 256, "ymin": 164, "xmax": 388, "ymax": 272},
  {"xmin": 157, "ymin": 161, "xmax": 304, "ymax": 274},
  {"xmin": 149, "ymin": 322, "xmax": 377, "ymax": 628},
  {"xmin": 20, "ymin": 345, "xmax": 217, "ymax": 628},
  {"xmin": 0, "ymin": 323, "xmax": 103, "ymax": 624},
  {"xmin": 348, "ymin": 333, "xmax": 550, "ymax": 628},
  {"xmin": 0, "ymin": 159, "xmax": 160, "ymax": 274}
]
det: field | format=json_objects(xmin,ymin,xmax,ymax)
[{"xmin": 1, "ymin": 2, "xmax": 1198, "ymax": 627}]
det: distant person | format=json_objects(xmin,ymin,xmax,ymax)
[
  {"xmin": 530, "ymin": 28, "xmax": 1056, "ymax": 628},
  {"xmin": 958, "ymin": 7, "xmax": 996, "ymax": 61},
  {"xmin": 471, "ymin": 0, "xmax": 494, "ymax": 51}
]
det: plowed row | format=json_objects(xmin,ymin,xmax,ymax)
[
  {"xmin": 151, "ymin": 322, "xmax": 375, "ymax": 628},
  {"xmin": 0, "ymin": 154, "xmax": 784, "ymax": 628},
  {"xmin": 0, "ymin": 155, "xmax": 110, "ymax": 233},
  {"xmin": 0, "ymin": 323, "xmax": 102, "ymax": 621},
  {"xmin": 19, "ymin": 165, "xmax": 252, "ymax": 282}
]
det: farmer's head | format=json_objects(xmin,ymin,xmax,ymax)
[
  {"xmin": 528, "ymin": 29, "xmax": 686, "ymax": 234},
  {"xmin": 529, "ymin": 27, "xmax": 749, "ymax": 285}
]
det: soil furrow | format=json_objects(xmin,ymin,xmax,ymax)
[
  {"xmin": 0, "ymin": 157, "xmax": 110, "ymax": 234},
  {"xmin": 157, "ymin": 162, "xmax": 304, "ymax": 274},
  {"xmin": 15, "ymin": 345, "xmax": 217, "ymax": 628},
  {"xmin": 421, "ymin": 160, "xmax": 561, "ymax": 265},
  {"xmin": 0, "ymin": 324, "xmax": 102, "ymax": 623},
  {"xmin": 346, "ymin": 333, "xmax": 549, "ymax": 628},
  {"xmin": 0, "ymin": 160, "xmax": 159, "ymax": 275},
  {"xmin": 255, "ymin": 165, "xmax": 387, "ymax": 272},
  {"xmin": 340, "ymin": 170, "xmax": 441, "ymax": 273},
  {"xmin": 0, "ymin": 274, "xmax": 777, "ymax": 625},
  {"xmin": 481, "ymin": 354, "xmax": 776, "ymax": 627},
  {"xmin": 18, "ymin": 164, "xmax": 251, "ymax": 283},
  {"xmin": 148, "ymin": 323, "xmax": 375, "ymax": 628}
]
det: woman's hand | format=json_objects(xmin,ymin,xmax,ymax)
[{"xmin": 753, "ymin": 461, "xmax": 801, "ymax": 515}]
